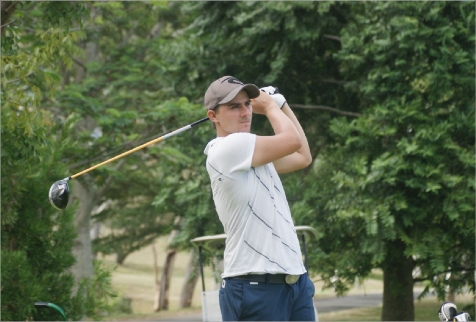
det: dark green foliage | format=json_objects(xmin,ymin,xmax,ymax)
[
  {"xmin": 42, "ymin": 2, "xmax": 89, "ymax": 30},
  {"xmin": 1, "ymin": 2, "xmax": 115, "ymax": 320},
  {"xmin": 1, "ymin": 107, "xmax": 75, "ymax": 321}
]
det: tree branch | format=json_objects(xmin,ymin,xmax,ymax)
[
  {"xmin": 67, "ymin": 52, "xmax": 88, "ymax": 72},
  {"xmin": 413, "ymin": 277, "xmax": 429, "ymax": 283},
  {"xmin": 413, "ymin": 268, "xmax": 476, "ymax": 283},
  {"xmin": 6, "ymin": 70, "xmax": 36, "ymax": 84},
  {"xmin": 1, "ymin": 19, "xmax": 15, "ymax": 29},
  {"xmin": 3, "ymin": 1, "xmax": 16, "ymax": 12},
  {"xmin": 323, "ymin": 34, "xmax": 341, "ymax": 42},
  {"xmin": 318, "ymin": 78, "xmax": 348, "ymax": 85},
  {"xmin": 290, "ymin": 104, "xmax": 361, "ymax": 117}
]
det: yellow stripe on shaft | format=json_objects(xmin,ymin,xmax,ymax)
[
  {"xmin": 70, "ymin": 136, "xmax": 165, "ymax": 179},
  {"xmin": 70, "ymin": 123, "xmax": 193, "ymax": 179}
]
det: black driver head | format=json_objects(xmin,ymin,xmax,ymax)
[{"xmin": 48, "ymin": 179, "xmax": 70, "ymax": 210}]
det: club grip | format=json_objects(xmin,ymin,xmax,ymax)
[{"xmin": 191, "ymin": 117, "xmax": 210, "ymax": 127}]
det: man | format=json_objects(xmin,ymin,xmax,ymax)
[{"xmin": 204, "ymin": 76, "xmax": 314, "ymax": 321}]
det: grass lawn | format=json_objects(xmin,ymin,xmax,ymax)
[
  {"xmin": 98, "ymin": 236, "xmax": 217, "ymax": 318},
  {"xmin": 318, "ymin": 295, "xmax": 474, "ymax": 321}
]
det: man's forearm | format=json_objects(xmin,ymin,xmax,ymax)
[
  {"xmin": 265, "ymin": 105, "xmax": 302, "ymax": 150},
  {"xmin": 281, "ymin": 103, "xmax": 312, "ymax": 163}
]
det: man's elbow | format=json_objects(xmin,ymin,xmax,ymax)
[
  {"xmin": 297, "ymin": 140, "xmax": 312, "ymax": 169},
  {"xmin": 290, "ymin": 136, "xmax": 302, "ymax": 154},
  {"xmin": 295, "ymin": 135, "xmax": 312, "ymax": 168},
  {"xmin": 303, "ymin": 154, "xmax": 313, "ymax": 167},
  {"xmin": 290, "ymin": 153, "xmax": 312, "ymax": 173}
]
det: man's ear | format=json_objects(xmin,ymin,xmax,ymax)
[{"xmin": 207, "ymin": 109, "xmax": 219, "ymax": 125}]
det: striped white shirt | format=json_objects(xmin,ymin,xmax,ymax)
[{"xmin": 204, "ymin": 133, "xmax": 306, "ymax": 278}]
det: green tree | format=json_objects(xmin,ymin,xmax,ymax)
[
  {"xmin": 1, "ymin": 2, "xmax": 116, "ymax": 320},
  {"xmin": 297, "ymin": 2, "xmax": 474, "ymax": 320}
]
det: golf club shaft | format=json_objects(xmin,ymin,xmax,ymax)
[{"xmin": 69, "ymin": 117, "xmax": 209, "ymax": 180}]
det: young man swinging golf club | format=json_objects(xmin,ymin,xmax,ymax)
[{"xmin": 204, "ymin": 76, "xmax": 315, "ymax": 321}]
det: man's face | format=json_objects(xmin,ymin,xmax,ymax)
[{"xmin": 210, "ymin": 90, "xmax": 252, "ymax": 136}]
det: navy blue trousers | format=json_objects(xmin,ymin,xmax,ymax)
[{"xmin": 219, "ymin": 273, "xmax": 316, "ymax": 321}]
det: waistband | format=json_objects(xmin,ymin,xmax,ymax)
[{"xmin": 227, "ymin": 273, "xmax": 301, "ymax": 285}]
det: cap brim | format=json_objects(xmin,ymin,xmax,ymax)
[{"xmin": 217, "ymin": 84, "xmax": 260, "ymax": 105}]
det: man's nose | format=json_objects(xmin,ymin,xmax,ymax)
[{"xmin": 239, "ymin": 104, "xmax": 250, "ymax": 115}]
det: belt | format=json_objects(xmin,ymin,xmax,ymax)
[{"xmin": 228, "ymin": 273, "xmax": 301, "ymax": 285}]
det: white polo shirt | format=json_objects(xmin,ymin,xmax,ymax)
[{"xmin": 204, "ymin": 132, "xmax": 306, "ymax": 278}]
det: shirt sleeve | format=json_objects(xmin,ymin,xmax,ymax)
[{"xmin": 213, "ymin": 133, "xmax": 256, "ymax": 176}]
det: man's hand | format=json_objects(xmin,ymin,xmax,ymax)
[
  {"xmin": 251, "ymin": 84, "xmax": 311, "ymax": 172},
  {"xmin": 250, "ymin": 91, "xmax": 279, "ymax": 115},
  {"xmin": 260, "ymin": 86, "xmax": 287, "ymax": 109}
]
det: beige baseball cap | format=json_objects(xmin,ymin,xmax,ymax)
[{"xmin": 204, "ymin": 76, "xmax": 260, "ymax": 110}]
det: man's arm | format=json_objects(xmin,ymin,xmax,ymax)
[
  {"xmin": 251, "ymin": 92, "xmax": 302, "ymax": 168},
  {"xmin": 272, "ymin": 103, "xmax": 312, "ymax": 174}
]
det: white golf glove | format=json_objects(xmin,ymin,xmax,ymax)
[{"xmin": 260, "ymin": 86, "xmax": 287, "ymax": 109}]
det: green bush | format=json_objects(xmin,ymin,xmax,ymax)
[{"xmin": 1, "ymin": 108, "xmax": 116, "ymax": 320}]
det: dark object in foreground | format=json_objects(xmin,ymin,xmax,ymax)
[
  {"xmin": 34, "ymin": 302, "xmax": 67, "ymax": 321},
  {"xmin": 438, "ymin": 301, "xmax": 471, "ymax": 321}
]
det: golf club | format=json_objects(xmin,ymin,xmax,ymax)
[{"xmin": 49, "ymin": 117, "xmax": 209, "ymax": 210}]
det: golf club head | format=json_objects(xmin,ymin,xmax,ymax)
[{"xmin": 49, "ymin": 179, "xmax": 70, "ymax": 210}]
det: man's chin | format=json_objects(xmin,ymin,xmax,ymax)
[{"xmin": 240, "ymin": 125, "xmax": 251, "ymax": 133}]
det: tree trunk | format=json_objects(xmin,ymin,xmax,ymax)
[
  {"xmin": 72, "ymin": 4, "xmax": 98, "ymax": 83},
  {"xmin": 1, "ymin": 1, "xmax": 17, "ymax": 35},
  {"xmin": 153, "ymin": 230, "xmax": 178, "ymax": 311},
  {"xmin": 381, "ymin": 239, "xmax": 415, "ymax": 321},
  {"xmin": 158, "ymin": 248, "xmax": 177, "ymax": 310},
  {"xmin": 67, "ymin": 3, "xmax": 101, "ymax": 294},
  {"xmin": 180, "ymin": 249, "xmax": 199, "ymax": 308},
  {"xmin": 90, "ymin": 221, "xmax": 101, "ymax": 260},
  {"xmin": 70, "ymin": 179, "xmax": 96, "ymax": 294},
  {"xmin": 116, "ymin": 250, "xmax": 128, "ymax": 265},
  {"xmin": 152, "ymin": 242, "xmax": 161, "ymax": 311},
  {"xmin": 446, "ymin": 289, "xmax": 455, "ymax": 303}
]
